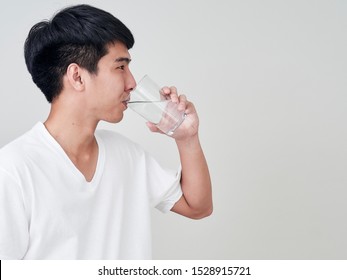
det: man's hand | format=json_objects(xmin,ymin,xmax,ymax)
[{"xmin": 146, "ymin": 86, "xmax": 199, "ymax": 141}]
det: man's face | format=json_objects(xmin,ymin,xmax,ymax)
[{"xmin": 84, "ymin": 42, "xmax": 136, "ymax": 123}]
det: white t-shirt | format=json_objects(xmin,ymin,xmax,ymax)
[{"xmin": 0, "ymin": 122, "xmax": 182, "ymax": 259}]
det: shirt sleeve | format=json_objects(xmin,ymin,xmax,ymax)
[
  {"xmin": 144, "ymin": 153, "xmax": 183, "ymax": 213},
  {"xmin": 0, "ymin": 169, "xmax": 29, "ymax": 259},
  {"xmin": 154, "ymin": 166, "xmax": 182, "ymax": 213}
]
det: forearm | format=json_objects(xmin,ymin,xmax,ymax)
[
  {"xmin": 154, "ymin": 86, "xmax": 212, "ymax": 218},
  {"xmin": 176, "ymin": 134, "xmax": 213, "ymax": 215}
]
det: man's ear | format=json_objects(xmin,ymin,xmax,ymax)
[{"xmin": 66, "ymin": 63, "xmax": 85, "ymax": 91}]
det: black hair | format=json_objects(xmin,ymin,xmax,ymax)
[{"xmin": 24, "ymin": 4, "xmax": 134, "ymax": 103}]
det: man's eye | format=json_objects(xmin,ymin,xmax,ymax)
[{"xmin": 117, "ymin": 65, "xmax": 125, "ymax": 70}]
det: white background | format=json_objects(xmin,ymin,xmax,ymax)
[{"xmin": 0, "ymin": 0, "xmax": 346, "ymax": 259}]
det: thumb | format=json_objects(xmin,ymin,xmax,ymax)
[{"xmin": 146, "ymin": 122, "xmax": 162, "ymax": 133}]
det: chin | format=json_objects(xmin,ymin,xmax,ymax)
[{"xmin": 107, "ymin": 114, "xmax": 124, "ymax": 124}]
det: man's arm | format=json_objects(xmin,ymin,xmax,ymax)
[
  {"xmin": 171, "ymin": 134, "xmax": 213, "ymax": 219},
  {"xmin": 146, "ymin": 86, "xmax": 213, "ymax": 219}
]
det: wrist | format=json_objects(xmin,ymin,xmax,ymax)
[{"xmin": 175, "ymin": 134, "xmax": 201, "ymax": 152}]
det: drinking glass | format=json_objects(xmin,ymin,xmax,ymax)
[{"xmin": 127, "ymin": 75, "xmax": 186, "ymax": 135}]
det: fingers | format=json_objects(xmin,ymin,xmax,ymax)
[
  {"xmin": 146, "ymin": 90, "xmax": 198, "ymax": 137},
  {"xmin": 146, "ymin": 122, "xmax": 163, "ymax": 134},
  {"xmin": 160, "ymin": 86, "xmax": 189, "ymax": 112},
  {"xmin": 177, "ymin": 94, "xmax": 187, "ymax": 111},
  {"xmin": 184, "ymin": 100, "xmax": 196, "ymax": 115},
  {"xmin": 160, "ymin": 86, "xmax": 179, "ymax": 103}
]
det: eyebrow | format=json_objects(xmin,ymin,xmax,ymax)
[{"xmin": 115, "ymin": 57, "xmax": 132, "ymax": 64}]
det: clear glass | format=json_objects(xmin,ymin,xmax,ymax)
[{"xmin": 128, "ymin": 75, "xmax": 186, "ymax": 135}]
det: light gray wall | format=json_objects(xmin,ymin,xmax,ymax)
[{"xmin": 1, "ymin": 0, "xmax": 346, "ymax": 259}]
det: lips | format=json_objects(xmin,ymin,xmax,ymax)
[{"xmin": 122, "ymin": 98, "xmax": 130, "ymax": 108}]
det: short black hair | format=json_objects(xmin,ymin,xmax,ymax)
[{"xmin": 24, "ymin": 4, "xmax": 134, "ymax": 103}]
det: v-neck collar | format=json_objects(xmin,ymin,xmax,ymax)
[{"xmin": 36, "ymin": 122, "xmax": 105, "ymax": 188}]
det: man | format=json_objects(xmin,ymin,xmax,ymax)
[{"xmin": 0, "ymin": 4, "xmax": 212, "ymax": 259}]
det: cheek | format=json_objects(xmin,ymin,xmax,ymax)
[
  {"xmin": 91, "ymin": 72, "xmax": 125, "ymax": 98},
  {"xmin": 112, "ymin": 80, "xmax": 126, "ymax": 99}
]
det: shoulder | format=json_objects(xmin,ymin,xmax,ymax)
[
  {"xmin": 96, "ymin": 129, "xmax": 140, "ymax": 148},
  {"xmin": 0, "ymin": 123, "xmax": 43, "ymax": 169},
  {"xmin": 0, "ymin": 132, "xmax": 30, "ymax": 163},
  {"xmin": 95, "ymin": 129, "xmax": 146, "ymax": 155}
]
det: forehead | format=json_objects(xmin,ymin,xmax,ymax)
[{"xmin": 105, "ymin": 42, "xmax": 131, "ymax": 60}]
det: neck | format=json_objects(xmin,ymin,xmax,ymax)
[{"xmin": 44, "ymin": 99, "xmax": 98, "ymax": 157}]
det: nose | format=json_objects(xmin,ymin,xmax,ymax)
[{"xmin": 126, "ymin": 70, "xmax": 136, "ymax": 93}]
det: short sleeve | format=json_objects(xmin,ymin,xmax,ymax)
[
  {"xmin": 0, "ymin": 169, "xmax": 29, "ymax": 259},
  {"xmin": 145, "ymin": 154, "xmax": 183, "ymax": 213}
]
